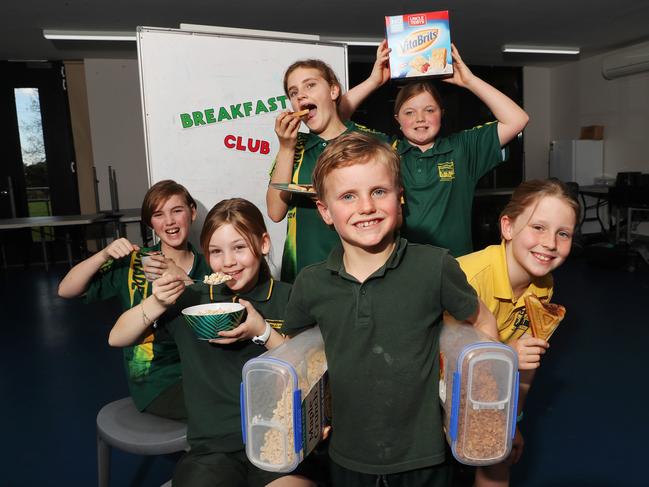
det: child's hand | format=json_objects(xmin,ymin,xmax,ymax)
[
  {"xmin": 151, "ymin": 273, "xmax": 186, "ymax": 307},
  {"xmin": 511, "ymin": 334, "xmax": 549, "ymax": 370},
  {"xmin": 141, "ymin": 253, "xmax": 168, "ymax": 281},
  {"xmin": 508, "ymin": 427, "xmax": 525, "ymax": 465},
  {"xmin": 442, "ymin": 44, "xmax": 477, "ymax": 88},
  {"xmin": 102, "ymin": 238, "xmax": 139, "ymax": 261},
  {"xmin": 209, "ymin": 299, "xmax": 266, "ymax": 345},
  {"xmin": 275, "ymin": 111, "xmax": 301, "ymax": 150},
  {"xmin": 368, "ymin": 39, "xmax": 391, "ymax": 87},
  {"xmin": 161, "ymin": 259, "xmax": 193, "ymax": 285}
]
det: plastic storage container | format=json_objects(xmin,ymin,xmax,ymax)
[
  {"xmin": 439, "ymin": 323, "xmax": 519, "ymax": 466},
  {"xmin": 241, "ymin": 327, "xmax": 328, "ymax": 472}
]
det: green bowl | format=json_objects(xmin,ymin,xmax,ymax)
[{"xmin": 182, "ymin": 302, "xmax": 245, "ymax": 340}]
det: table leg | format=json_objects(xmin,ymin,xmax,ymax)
[
  {"xmin": 65, "ymin": 230, "xmax": 73, "ymax": 267},
  {"xmin": 39, "ymin": 226, "xmax": 49, "ymax": 271},
  {"xmin": 627, "ymin": 207, "xmax": 632, "ymax": 243}
]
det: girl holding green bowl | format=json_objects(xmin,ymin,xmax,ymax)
[{"xmin": 109, "ymin": 198, "xmax": 315, "ymax": 487}]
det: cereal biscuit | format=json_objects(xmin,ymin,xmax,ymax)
[
  {"xmin": 409, "ymin": 55, "xmax": 431, "ymax": 73},
  {"xmin": 430, "ymin": 47, "xmax": 447, "ymax": 69}
]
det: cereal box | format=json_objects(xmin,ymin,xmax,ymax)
[{"xmin": 385, "ymin": 10, "xmax": 453, "ymax": 80}]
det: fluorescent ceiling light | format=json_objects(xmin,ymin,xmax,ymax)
[
  {"xmin": 322, "ymin": 37, "xmax": 382, "ymax": 46},
  {"xmin": 502, "ymin": 44, "xmax": 579, "ymax": 55},
  {"xmin": 180, "ymin": 24, "xmax": 319, "ymax": 41},
  {"xmin": 43, "ymin": 29, "xmax": 136, "ymax": 41}
]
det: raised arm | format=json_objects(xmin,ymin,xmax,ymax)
[
  {"xmin": 58, "ymin": 238, "xmax": 139, "ymax": 298},
  {"xmin": 108, "ymin": 273, "xmax": 185, "ymax": 347},
  {"xmin": 338, "ymin": 40, "xmax": 391, "ymax": 121},
  {"xmin": 443, "ymin": 44, "xmax": 529, "ymax": 146},
  {"xmin": 266, "ymin": 112, "xmax": 302, "ymax": 222}
]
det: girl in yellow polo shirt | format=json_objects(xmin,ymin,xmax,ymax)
[{"xmin": 457, "ymin": 179, "xmax": 580, "ymax": 487}]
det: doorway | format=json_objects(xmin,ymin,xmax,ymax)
[{"xmin": 0, "ymin": 61, "xmax": 79, "ymax": 266}]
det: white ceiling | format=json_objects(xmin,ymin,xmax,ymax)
[{"xmin": 3, "ymin": 0, "xmax": 649, "ymax": 66}]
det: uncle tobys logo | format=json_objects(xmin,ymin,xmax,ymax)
[{"xmin": 400, "ymin": 29, "xmax": 439, "ymax": 55}]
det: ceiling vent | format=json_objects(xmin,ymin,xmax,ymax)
[{"xmin": 602, "ymin": 41, "xmax": 649, "ymax": 80}]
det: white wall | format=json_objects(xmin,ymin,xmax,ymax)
[
  {"xmin": 523, "ymin": 48, "xmax": 649, "ymax": 181},
  {"xmin": 84, "ymin": 59, "xmax": 148, "ymax": 213},
  {"xmin": 523, "ymin": 66, "xmax": 552, "ymax": 179}
]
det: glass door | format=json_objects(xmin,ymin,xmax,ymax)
[{"xmin": 0, "ymin": 61, "xmax": 79, "ymax": 266}]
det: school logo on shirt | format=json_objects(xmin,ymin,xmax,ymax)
[
  {"xmin": 513, "ymin": 308, "xmax": 530, "ymax": 333},
  {"xmin": 266, "ymin": 319, "xmax": 284, "ymax": 330},
  {"xmin": 437, "ymin": 161, "xmax": 455, "ymax": 181}
]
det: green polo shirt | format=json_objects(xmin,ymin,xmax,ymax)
[
  {"xmin": 394, "ymin": 122, "xmax": 506, "ymax": 257},
  {"xmin": 85, "ymin": 242, "xmax": 211, "ymax": 411},
  {"xmin": 282, "ymin": 238, "xmax": 478, "ymax": 475},
  {"xmin": 271, "ymin": 120, "xmax": 389, "ymax": 283},
  {"xmin": 165, "ymin": 277, "xmax": 291, "ymax": 452}
]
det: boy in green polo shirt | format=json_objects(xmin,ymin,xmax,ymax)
[{"xmin": 279, "ymin": 132, "xmax": 498, "ymax": 486}]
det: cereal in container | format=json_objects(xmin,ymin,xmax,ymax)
[
  {"xmin": 439, "ymin": 323, "xmax": 519, "ymax": 466},
  {"xmin": 241, "ymin": 327, "xmax": 328, "ymax": 472}
]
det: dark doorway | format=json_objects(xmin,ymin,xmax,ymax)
[{"xmin": 0, "ymin": 61, "xmax": 79, "ymax": 266}]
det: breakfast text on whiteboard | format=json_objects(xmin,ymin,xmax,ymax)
[{"xmin": 179, "ymin": 95, "xmax": 289, "ymax": 128}]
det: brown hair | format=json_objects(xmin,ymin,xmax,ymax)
[
  {"xmin": 141, "ymin": 180, "xmax": 196, "ymax": 227},
  {"xmin": 283, "ymin": 59, "xmax": 342, "ymax": 105},
  {"xmin": 500, "ymin": 179, "xmax": 581, "ymax": 231},
  {"xmin": 394, "ymin": 81, "xmax": 444, "ymax": 115},
  {"xmin": 200, "ymin": 198, "xmax": 271, "ymax": 279},
  {"xmin": 312, "ymin": 132, "xmax": 402, "ymax": 201}
]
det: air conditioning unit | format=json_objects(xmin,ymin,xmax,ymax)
[{"xmin": 602, "ymin": 41, "xmax": 649, "ymax": 80}]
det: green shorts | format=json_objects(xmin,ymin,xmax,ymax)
[
  {"xmin": 329, "ymin": 458, "xmax": 452, "ymax": 487},
  {"xmin": 173, "ymin": 448, "xmax": 313, "ymax": 487},
  {"xmin": 142, "ymin": 380, "xmax": 187, "ymax": 421}
]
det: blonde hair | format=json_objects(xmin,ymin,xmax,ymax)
[
  {"xmin": 283, "ymin": 59, "xmax": 342, "ymax": 105},
  {"xmin": 500, "ymin": 179, "xmax": 580, "ymax": 233},
  {"xmin": 312, "ymin": 132, "xmax": 401, "ymax": 201},
  {"xmin": 200, "ymin": 198, "xmax": 270, "ymax": 279},
  {"xmin": 141, "ymin": 180, "xmax": 196, "ymax": 227}
]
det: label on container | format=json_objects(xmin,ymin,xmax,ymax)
[{"xmin": 301, "ymin": 375, "xmax": 327, "ymax": 457}]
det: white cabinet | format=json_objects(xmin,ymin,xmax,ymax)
[
  {"xmin": 549, "ymin": 140, "xmax": 604, "ymax": 186},
  {"xmin": 549, "ymin": 140, "xmax": 606, "ymax": 235}
]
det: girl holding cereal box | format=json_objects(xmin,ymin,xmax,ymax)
[{"xmin": 345, "ymin": 43, "xmax": 529, "ymax": 257}]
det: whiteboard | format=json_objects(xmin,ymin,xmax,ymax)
[{"xmin": 137, "ymin": 26, "xmax": 348, "ymax": 272}]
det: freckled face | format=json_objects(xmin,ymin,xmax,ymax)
[
  {"xmin": 317, "ymin": 160, "xmax": 401, "ymax": 253},
  {"xmin": 502, "ymin": 196, "xmax": 576, "ymax": 280}
]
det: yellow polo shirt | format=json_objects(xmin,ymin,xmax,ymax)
[{"xmin": 457, "ymin": 241, "xmax": 554, "ymax": 343}]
